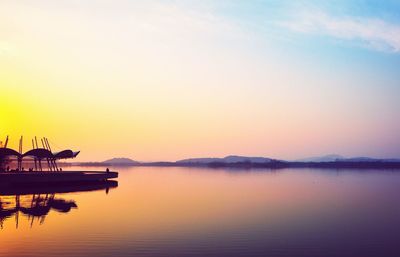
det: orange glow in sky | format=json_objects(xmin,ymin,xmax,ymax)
[{"xmin": 1, "ymin": 1, "xmax": 399, "ymax": 161}]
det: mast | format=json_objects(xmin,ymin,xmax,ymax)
[{"xmin": 4, "ymin": 136, "xmax": 9, "ymax": 148}]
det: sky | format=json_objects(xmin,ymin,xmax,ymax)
[{"xmin": 1, "ymin": 0, "xmax": 400, "ymax": 161}]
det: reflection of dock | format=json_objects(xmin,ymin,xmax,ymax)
[
  {"xmin": 0, "ymin": 180, "xmax": 118, "ymax": 229},
  {"xmin": 1, "ymin": 194, "xmax": 77, "ymax": 229}
]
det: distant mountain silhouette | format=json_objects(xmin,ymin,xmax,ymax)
[
  {"xmin": 102, "ymin": 158, "xmax": 139, "ymax": 165},
  {"xmin": 177, "ymin": 155, "xmax": 277, "ymax": 164},
  {"xmin": 296, "ymin": 154, "xmax": 345, "ymax": 162},
  {"xmin": 74, "ymin": 154, "xmax": 400, "ymax": 169},
  {"xmin": 297, "ymin": 154, "xmax": 400, "ymax": 163},
  {"xmin": 337, "ymin": 157, "xmax": 400, "ymax": 163}
]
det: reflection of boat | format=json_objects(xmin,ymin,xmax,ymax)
[{"xmin": 0, "ymin": 180, "xmax": 118, "ymax": 229}]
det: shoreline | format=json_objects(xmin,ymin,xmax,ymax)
[{"xmin": 65, "ymin": 161, "xmax": 400, "ymax": 169}]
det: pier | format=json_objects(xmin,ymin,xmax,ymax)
[{"xmin": 0, "ymin": 136, "xmax": 118, "ymax": 185}]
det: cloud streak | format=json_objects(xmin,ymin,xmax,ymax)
[{"xmin": 282, "ymin": 11, "xmax": 400, "ymax": 53}]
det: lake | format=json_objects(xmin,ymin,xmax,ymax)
[{"xmin": 1, "ymin": 166, "xmax": 400, "ymax": 257}]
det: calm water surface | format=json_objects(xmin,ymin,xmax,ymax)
[{"xmin": 1, "ymin": 166, "xmax": 400, "ymax": 257}]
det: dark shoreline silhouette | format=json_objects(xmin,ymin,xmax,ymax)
[{"xmin": 71, "ymin": 160, "xmax": 400, "ymax": 169}]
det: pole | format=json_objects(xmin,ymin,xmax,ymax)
[
  {"xmin": 4, "ymin": 136, "xmax": 8, "ymax": 148},
  {"xmin": 32, "ymin": 138, "xmax": 37, "ymax": 171},
  {"xmin": 35, "ymin": 137, "xmax": 42, "ymax": 171},
  {"xmin": 43, "ymin": 138, "xmax": 52, "ymax": 171},
  {"xmin": 45, "ymin": 138, "xmax": 56, "ymax": 171},
  {"xmin": 32, "ymin": 139, "xmax": 37, "ymax": 171},
  {"xmin": 46, "ymin": 138, "xmax": 59, "ymax": 171},
  {"xmin": 41, "ymin": 138, "xmax": 51, "ymax": 171},
  {"xmin": 18, "ymin": 136, "xmax": 23, "ymax": 171},
  {"xmin": 21, "ymin": 136, "xmax": 23, "ymax": 170},
  {"xmin": 45, "ymin": 138, "xmax": 52, "ymax": 151}
]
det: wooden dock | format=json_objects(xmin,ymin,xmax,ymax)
[
  {"xmin": 0, "ymin": 171, "xmax": 118, "ymax": 186},
  {"xmin": 0, "ymin": 180, "xmax": 118, "ymax": 195}
]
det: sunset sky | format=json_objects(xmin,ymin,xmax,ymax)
[{"xmin": 1, "ymin": 0, "xmax": 400, "ymax": 161}]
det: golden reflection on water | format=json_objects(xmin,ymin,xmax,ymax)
[{"xmin": 1, "ymin": 167, "xmax": 400, "ymax": 257}]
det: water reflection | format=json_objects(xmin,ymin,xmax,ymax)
[
  {"xmin": 0, "ymin": 181, "xmax": 117, "ymax": 229},
  {"xmin": 2, "ymin": 167, "xmax": 400, "ymax": 257},
  {"xmin": 0, "ymin": 194, "xmax": 77, "ymax": 229}
]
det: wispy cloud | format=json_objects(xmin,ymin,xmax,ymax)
[{"xmin": 281, "ymin": 10, "xmax": 400, "ymax": 53}]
